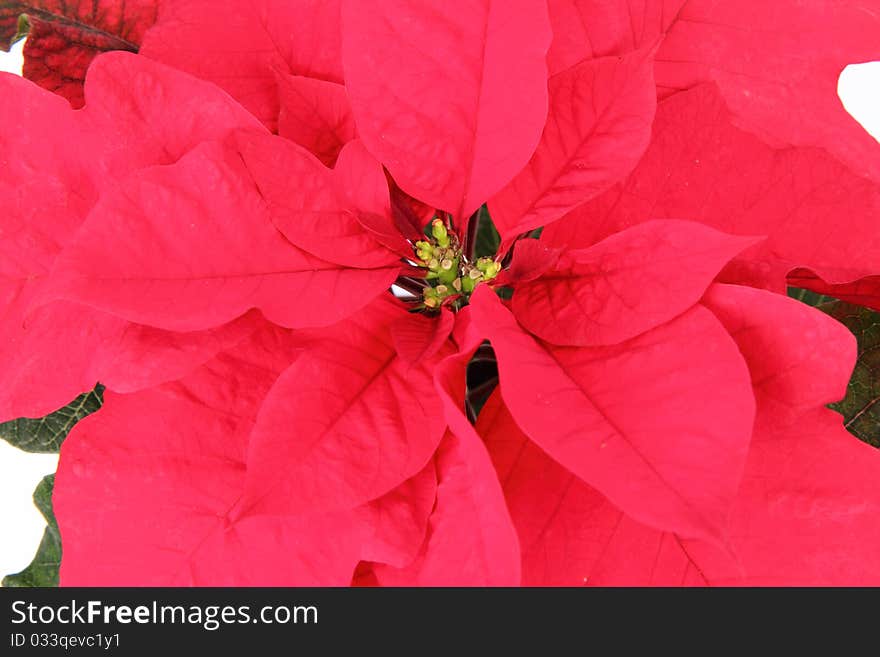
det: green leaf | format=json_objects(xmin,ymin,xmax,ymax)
[
  {"xmin": 3, "ymin": 474, "xmax": 60, "ymax": 587},
  {"xmin": 823, "ymin": 302, "xmax": 880, "ymax": 448},
  {"xmin": 12, "ymin": 12, "xmax": 29, "ymax": 44},
  {"xmin": 0, "ymin": 384, "xmax": 104, "ymax": 453},
  {"xmin": 787, "ymin": 286, "xmax": 835, "ymax": 308},
  {"xmin": 473, "ymin": 205, "xmax": 500, "ymax": 258}
]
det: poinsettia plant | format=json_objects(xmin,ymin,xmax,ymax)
[{"xmin": 3, "ymin": 0, "xmax": 880, "ymax": 586}]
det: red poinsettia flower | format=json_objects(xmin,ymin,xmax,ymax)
[{"xmin": 1, "ymin": 0, "xmax": 879, "ymax": 586}]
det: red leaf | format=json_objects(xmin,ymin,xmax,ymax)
[
  {"xmin": 542, "ymin": 83, "xmax": 880, "ymax": 296},
  {"xmin": 140, "ymin": 0, "xmax": 343, "ymax": 130},
  {"xmin": 239, "ymin": 297, "xmax": 452, "ymax": 516},
  {"xmin": 493, "ymin": 239, "xmax": 561, "ymax": 287},
  {"xmin": 57, "ymin": 318, "xmax": 442, "ymax": 584},
  {"xmin": 478, "ymin": 390, "xmax": 645, "ymax": 586},
  {"xmin": 0, "ymin": 302, "xmax": 262, "ymax": 419},
  {"xmin": 489, "ymin": 46, "xmax": 657, "ymax": 241},
  {"xmin": 655, "ymin": 0, "xmax": 880, "ymax": 183},
  {"xmin": 46, "ymin": 140, "xmax": 399, "ymax": 332},
  {"xmin": 0, "ymin": 53, "xmax": 267, "ymax": 416},
  {"xmin": 704, "ymin": 283, "xmax": 856, "ymax": 429},
  {"xmin": 276, "ymin": 72, "xmax": 356, "ymax": 166},
  {"xmin": 374, "ymin": 326, "xmax": 521, "ymax": 585},
  {"xmin": 237, "ymin": 133, "xmax": 401, "ymax": 268},
  {"xmin": 546, "ymin": 0, "xmax": 685, "ymax": 74},
  {"xmin": 787, "ymin": 271, "xmax": 880, "ymax": 314},
  {"xmin": 0, "ymin": 1, "xmax": 158, "ymax": 106},
  {"xmin": 54, "ymin": 325, "xmax": 371, "ymax": 586},
  {"xmin": 513, "ymin": 220, "xmax": 757, "ymax": 346},
  {"xmin": 470, "ymin": 285, "xmax": 754, "ymax": 542},
  {"xmin": 548, "ymin": 1, "xmax": 880, "ymax": 182},
  {"xmin": 391, "ymin": 308, "xmax": 455, "ymax": 367},
  {"xmin": 374, "ymin": 430, "xmax": 521, "ymax": 586},
  {"xmin": 341, "ymin": 0, "xmax": 552, "ymax": 220},
  {"xmin": 333, "ymin": 140, "xmax": 414, "ymax": 257},
  {"xmin": 482, "ymin": 286, "xmax": 880, "ymax": 586},
  {"xmin": 358, "ymin": 462, "xmax": 437, "ymax": 569}
]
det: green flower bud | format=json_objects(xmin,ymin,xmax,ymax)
[
  {"xmin": 431, "ymin": 218, "xmax": 450, "ymax": 248},
  {"xmin": 475, "ymin": 257, "xmax": 500, "ymax": 280},
  {"xmin": 423, "ymin": 286, "xmax": 441, "ymax": 308},
  {"xmin": 414, "ymin": 240, "xmax": 434, "ymax": 262},
  {"xmin": 462, "ymin": 275, "xmax": 476, "ymax": 293},
  {"xmin": 437, "ymin": 256, "xmax": 459, "ymax": 284}
]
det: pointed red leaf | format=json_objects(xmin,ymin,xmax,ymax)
[
  {"xmin": 239, "ymin": 297, "xmax": 452, "ymax": 516},
  {"xmin": 546, "ymin": 0, "xmax": 685, "ymax": 74},
  {"xmin": 704, "ymin": 284, "xmax": 856, "ymax": 423},
  {"xmin": 542, "ymin": 83, "xmax": 880, "ymax": 297},
  {"xmin": 548, "ymin": 0, "xmax": 880, "ymax": 182},
  {"xmin": 0, "ymin": 1, "xmax": 158, "ymax": 106},
  {"xmin": 374, "ymin": 323, "xmax": 520, "ymax": 585},
  {"xmin": 374, "ymin": 429, "xmax": 521, "ymax": 586},
  {"xmin": 493, "ymin": 239, "xmax": 561, "ymax": 287},
  {"xmin": 489, "ymin": 46, "xmax": 657, "ymax": 241},
  {"xmin": 478, "ymin": 390, "xmax": 644, "ymax": 586},
  {"xmin": 341, "ymin": 0, "xmax": 552, "ymax": 220},
  {"xmin": 483, "ymin": 286, "xmax": 880, "ymax": 586},
  {"xmin": 79, "ymin": 52, "xmax": 266, "ymax": 165},
  {"xmin": 0, "ymin": 302, "xmax": 261, "ymax": 419},
  {"xmin": 46, "ymin": 140, "xmax": 398, "ymax": 332},
  {"xmin": 55, "ymin": 325, "xmax": 371, "ymax": 586},
  {"xmin": 470, "ymin": 285, "xmax": 754, "ymax": 542},
  {"xmin": 604, "ymin": 287, "xmax": 876, "ymax": 586},
  {"xmin": 787, "ymin": 271, "xmax": 880, "ymax": 314},
  {"xmin": 391, "ymin": 308, "xmax": 455, "ymax": 367},
  {"xmin": 0, "ymin": 53, "xmax": 267, "ymax": 417},
  {"xmin": 655, "ymin": 0, "xmax": 880, "ymax": 183},
  {"xmin": 333, "ymin": 139, "xmax": 413, "ymax": 257},
  {"xmin": 513, "ymin": 220, "xmax": 757, "ymax": 346},
  {"xmin": 276, "ymin": 72, "xmax": 355, "ymax": 167},
  {"xmin": 237, "ymin": 133, "xmax": 401, "ymax": 268},
  {"xmin": 140, "ymin": 0, "xmax": 343, "ymax": 130},
  {"xmin": 358, "ymin": 461, "xmax": 437, "ymax": 569}
]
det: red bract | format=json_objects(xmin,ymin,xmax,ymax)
[
  {"xmin": 478, "ymin": 286, "xmax": 880, "ymax": 585},
  {"xmin": 140, "ymin": 0, "xmax": 344, "ymax": 132},
  {"xmin": 0, "ymin": 52, "xmax": 270, "ymax": 418},
  {"xmin": 548, "ymin": 0, "xmax": 880, "ymax": 182},
  {"xmin": 0, "ymin": 0, "xmax": 876, "ymax": 586},
  {"xmin": 55, "ymin": 310, "xmax": 440, "ymax": 585}
]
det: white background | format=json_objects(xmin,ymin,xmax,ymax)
[
  {"xmin": 0, "ymin": 40, "xmax": 879, "ymax": 579},
  {"xmin": 1, "ymin": 40, "xmax": 62, "ymax": 579}
]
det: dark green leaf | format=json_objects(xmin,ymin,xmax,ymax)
[
  {"xmin": 787, "ymin": 286, "xmax": 835, "ymax": 308},
  {"xmin": 12, "ymin": 12, "xmax": 28, "ymax": 43},
  {"xmin": 823, "ymin": 302, "xmax": 880, "ymax": 447},
  {"xmin": 3, "ymin": 474, "xmax": 60, "ymax": 587},
  {"xmin": 473, "ymin": 205, "xmax": 500, "ymax": 259},
  {"xmin": 0, "ymin": 385, "xmax": 104, "ymax": 453}
]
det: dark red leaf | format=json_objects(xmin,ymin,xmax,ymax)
[{"xmin": 0, "ymin": 1, "xmax": 158, "ymax": 106}]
